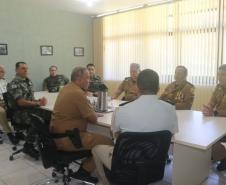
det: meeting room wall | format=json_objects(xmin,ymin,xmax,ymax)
[{"xmin": 0, "ymin": 0, "xmax": 93, "ymax": 91}]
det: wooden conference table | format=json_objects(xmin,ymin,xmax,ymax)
[{"xmin": 35, "ymin": 91, "xmax": 226, "ymax": 185}]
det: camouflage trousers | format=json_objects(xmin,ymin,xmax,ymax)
[{"xmin": 12, "ymin": 108, "xmax": 51, "ymax": 144}]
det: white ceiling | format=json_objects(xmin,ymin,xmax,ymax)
[{"xmin": 17, "ymin": 0, "xmax": 165, "ymax": 16}]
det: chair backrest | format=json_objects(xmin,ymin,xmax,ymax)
[
  {"xmin": 2, "ymin": 92, "xmax": 14, "ymax": 119},
  {"xmin": 106, "ymin": 130, "xmax": 172, "ymax": 185},
  {"xmin": 29, "ymin": 114, "xmax": 58, "ymax": 169}
]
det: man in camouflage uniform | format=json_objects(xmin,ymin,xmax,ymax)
[
  {"xmin": 43, "ymin": 65, "xmax": 69, "ymax": 92},
  {"xmin": 160, "ymin": 66, "xmax": 195, "ymax": 110},
  {"xmin": 203, "ymin": 64, "xmax": 226, "ymax": 171},
  {"xmin": 7, "ymin": 62, "xmax": 51, "ymax": 158},
  {"xmin": 86, "ymin": 63, "xmax": 103, "ymax": 94},
  {"xmin": 112, "ymin": 63, "xmax": 140, "ymax": 101}
]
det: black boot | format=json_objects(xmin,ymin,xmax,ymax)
[
  {"xmin": 0, "ymin": 135, "xmax": 3, "ymax": 144},
  {"xmin": 71, "ymin": 167, "xmax": 98, "ymax": 184},
  {"xmin": 22, "ymin": 143, "xmax": 39, "ymax": 160},
  {"xmin": 7, "ymin": 133, "xmax": 19, "ymax": 145},
  {"xmin": 15, "ymin": 132, "xmax": 26, "ymax": 141},
  {"xmin": 217, "ymin": 158, "xmax": 226, "ymax": 171}
]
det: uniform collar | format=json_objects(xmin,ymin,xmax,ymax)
[
  {"xmin": 15, "ymin": 75, "xmax": 29, "ymax": 81},
  {"xmin": 71, "ymin": 82, "xmax": 86, "ymax": 94},
  {"xmin": 175, "ymin": 80, "xmax": 186, "ymax": 86},
  {"xmin": 139, "ymin": 94, "xmax": 158, "ymax": 100},
  {"xmin": 49, "ymin": 75, "xmax": 59, "ymax": 78}
]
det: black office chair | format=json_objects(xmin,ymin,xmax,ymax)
[
  {"xmin": 2, "ymin": 92, "xmax": 28, "ymax": 156},
  {"xmin": 104, "ymin": 130, "xmax": 172, "ymax": 185},
  {"xmin": 29, "ymin": 113, "xmax": 97, "ymax": 185}
]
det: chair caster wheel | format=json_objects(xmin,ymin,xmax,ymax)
[
  {"xmin": 12, "ymin": 146, "xmax": 17, "ymax": 151},
  {"xmin": 9, "ymin": 156, "xmax": 14, "ymax": 161},
  {"xmin": 52, "ymin": 172, "xmax": 57, "ymax": 177}
]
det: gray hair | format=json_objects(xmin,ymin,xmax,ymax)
[
  {"xmin": 71, "ymin": 67, "xmax": 87, "ymax": 81},
  {"xmin": 130, "ymin": 63, "xmax": 140, "ymax": 71}
]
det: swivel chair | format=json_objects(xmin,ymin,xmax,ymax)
[
  {"xmin": 30, "ymin": 113, "xmax": 97, "ymax": 185},
  {"xmin": 104, "ymin": 130, "xmax": 172, "ymax": 185},
  {"xmin": 2, "ymin": 92, "xmax": 29, "ymax": 160}
]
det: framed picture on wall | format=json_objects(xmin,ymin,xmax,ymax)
[
  {"xmin": 74, "ymin": 47, "xmax": 84, "ymax": 56},
  {"xmin": 40, "ymin": 45, "xmax": 53, "ymax": 56},
  {"xmin": 0, "ymin": 44, "xmax": 8, "ymax": 55}
]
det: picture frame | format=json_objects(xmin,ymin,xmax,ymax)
[
  {"xmin": 74, "ymin": 47, "xmax": 84, "ymax": 56},
  {"xmin": 0, "ymin": 44, "xmax": 8, "ymax": 55},
  {"xmin": 40, "ymin": 45, "xmax": 53, "ymax": 56}
]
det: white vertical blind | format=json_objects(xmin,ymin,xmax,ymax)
[{"xmin": 96, "ymin": 0, "xmax": 225, "ymax": 86}]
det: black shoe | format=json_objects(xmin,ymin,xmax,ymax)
[
  {"xmin": 0, "ymin": 135, "xmax": 3, "ymax": 144},
  {"xmin": 7, "ymin": 133, "xmax": 19, "ymax": 145},
  {"xmin": 217, "ymin": 158, "xmax": 226, "ymax": 171},
  {"xmin": 22, "ymin": 143, "xmax": 39, "ymax": 159},
  {"xmin": 71, "ymin": 167, "xmax": 98, "ymax": 184},
  {"xmin": 15, "ymin": 132, "xmax": 25, "ymax": 141}
]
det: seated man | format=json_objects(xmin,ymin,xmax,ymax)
[
  {"xmin": 92, "ymin": 69, "xmax": 178, "ymax": 185},
  {"xmin": 7, "ymin": 62, "xmax": 50, "ymax": 158},
  {"xmin": 160, "ymin": 65, "xmax": 195, "ymax": 110},
  {"xmin": 112, "ymin": 63, "xmax": 140, "ymax": 101},
  {"xmin": 202, "ymin": 64, "xmax": 226, "ymax": 171},
  {"xmin": 0, "ymin": 65, "xmax": 18, "ymax": 144},
  {"xmin": 43, "ymin": 65, "xmax": 69, "ymax": 92},
  {"xmin": 49, "ymin": 67, "xmax": 113, "ymax": 183},
  {"xmin": 87, "ymin": 63, "xmax": 103, "ymax": 94}
]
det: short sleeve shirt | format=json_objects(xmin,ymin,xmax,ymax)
[
  {"xmin": 50, "ymin": 82, "xmax": 95, "ymax": 133},
  {"xmin": 209, "ymin": 84, "xmax": 226, "ymax": 112},
  {"xmin": 118, "ymin": 77, "xmax": 139, "ymax": 101},
  {"xmin": 160, "ymin": 81, "xmax": 195, "ymax": 110},
  {"xmin": 88, "ymin": 75, "xmax": 102, "ymax": 92},
  {"xmin": 111, "ymin": 95, "xmax": 178, "ymax": 135},
  {"xmin": 43, "ymin": 75, "xmax": 69, "ymax": 92},
  {"xmin": 7, "ymin": 75, "xmax": 34, "ymax": 109}
]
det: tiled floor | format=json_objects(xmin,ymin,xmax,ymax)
[{"xmin": 0, "ymin": 139, "xmax": 226, "ymax": 185}]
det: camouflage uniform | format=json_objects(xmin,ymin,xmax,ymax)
[
  {"xmin": 88, "ymin": 75, "xmax": 102, "ymax": 92},
  {"xmin": 117, "ymin": 77, "xmax": 139, "ymax": 101},
  {"xmin": 160, "ymin": 81, "xmax": 195, "ymax": 110},
  {"xmin": 43, "ymin": 75, "xmax": 69, "ymax": 92},
  {"xmin": 7, "ymin": 75, "xmax": 51, "ymax": 144}
]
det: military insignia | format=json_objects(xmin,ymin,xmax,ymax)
[{"xmin": 11, "ymin": 84, "xmax": 18, "ymax": 89}]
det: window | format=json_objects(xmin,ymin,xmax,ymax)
[{"xmin": 94, "ymin": 0, "xmax": 225, "ymax": 86}]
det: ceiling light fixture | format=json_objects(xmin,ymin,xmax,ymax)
[{"xmin": 76, "ymin": 0, "xmax": 99, "ymax": 7}]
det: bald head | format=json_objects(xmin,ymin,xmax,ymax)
[{"xmin": 71, "ymin": 67, "xmax": 90, "ymax": 90}]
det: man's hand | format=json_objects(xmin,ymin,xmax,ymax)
[
  {"xmin": 39, "ymin": 97, "xmax": 47, "ymax": 106},
  {"xmin": 202, "ymin": 104, "xmax": 213, "ymax": 116},
  {"xmin": 96, "ymin": 113, "xmax": 104, "ymax": 117}
]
